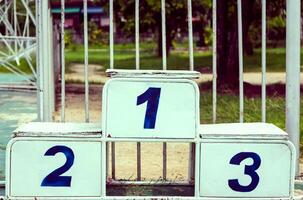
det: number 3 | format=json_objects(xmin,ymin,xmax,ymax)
[
  {"xmin": 228, "ymin": 152, "xmax": 261, "ymax": 192},
  {"xmin": 41, "ymin": 146, "xmax": 75, "ymax": 187}
]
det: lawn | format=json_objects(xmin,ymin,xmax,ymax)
[
  {"xmin": 0, "ymin": 57, "xmax": 36, "ymax": 74},
  {"xmin": 1, "ymin": 42, "xmax": 301, "ymax": 73},
  {"xmin": 64, "ymin": 43, "xmax": 297, "ymax": 72},
  {"xmin": 199, "ymin": 91, "xmax": 303, "ymax": 154},
  {"xmin": 200, "ymin": 92, "xmax": 286, "ymax": 127}
]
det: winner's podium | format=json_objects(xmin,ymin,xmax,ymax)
[{"xmin": 4, "ymin": 70, "xmax": 296, "ymax": 199}]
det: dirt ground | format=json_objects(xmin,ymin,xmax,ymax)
[
  {"xmin": 53, "ymin": 84, "xmax": 191, "ymax": 182},
  {"xmin": 65, "ymin": 64, "xmax": 303, "ymax": 85},
  {"xmin": 54, "ymin": 64, "xmax": 303, "ymax": 184}
]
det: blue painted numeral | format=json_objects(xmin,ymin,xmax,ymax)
[
  {"xmin": 228, "ymin": 152, "xmax": 261, "ymax": 192},
  {"xmin": 41, "ymin": 145, "xmax": 75, "ymax": 187},
  {"xmin": 137, "ymin": 87, "xmax": 161, "ymax": 129}
]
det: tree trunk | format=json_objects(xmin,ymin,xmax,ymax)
[
  {"xmin": 197, "ymin": 19, "xmax": 206, "ymax": 47},
  {"xmin": 242, "ymin": 0, "xmax": 255, "ymax": 55},
  {"xmin": 226, "ymin": 24, "xmax": 240, "ymax": 88},
  {"xmin": 157, "ymin": 21, "xmax": 173, "ymax": 58},
  {"xmin": 217, "ymin": 0, "xmax": 230, "ymax": 87},
  {"xmin": 217, "ymin": 0, "xmax": 255, "ymax": 89}
]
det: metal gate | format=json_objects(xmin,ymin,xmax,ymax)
[{"xmin": 27, "ymin": 0, "xmax": 303, "ymax": 183}]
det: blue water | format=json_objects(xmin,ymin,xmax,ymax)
[
  {"xmin": 0, "ymin": 73, "xmax": 33, "ymax": 84},
  {"xmin": 0, "ymin": 90, "xmax": 37, "ymax": 181}
]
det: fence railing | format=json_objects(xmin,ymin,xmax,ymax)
[{"xmin": 35, "ymin": 0, "xmax": 301, "ymax": 181}]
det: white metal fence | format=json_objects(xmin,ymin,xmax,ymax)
[
  {"xmin": 0, "ymin": 0, "xmax": 36, "ymax": 86},
  {"xmin": 34, "ymin": 0, "xmax": 301, "ymax": 182}
]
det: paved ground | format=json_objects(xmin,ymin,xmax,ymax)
[
  {"xmin": 66, "ymin": 64, "xmax": 302, "ymax": 85},
  {"xmin": 200, "ymin": 72, "xmax": 303, "ymax": 85}
]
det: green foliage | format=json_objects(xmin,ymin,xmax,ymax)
[
  {"xmin": 100, "ymin": 0, "xmax": 212, "ymax": 55},
  {"xmin": 203, "ymin": 25, "xmax": 213, "ymax": 46},
  {"xmin": 64, "ymin": 30, "xmax": 73, "ymax": 47},
  {"xmin": 268, "ymin": 16, "xmax": 286, "ymax": 29},
  {"xmin": 250, "ymin": 0, "xmax": 286, "ymax": 47},
  {"xmin": 88, "ymin": 22, "xmax": 108, "ymax": 45},
  {"xmin": 98, "ymin": 0, "xmax": 288, "ymax": 52},
  {"xmin": 268, "ymin": 15, "xmax": 286, "ymax": 42}
]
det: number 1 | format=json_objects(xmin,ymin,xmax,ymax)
[{"xmin": 137, "ymin": 87, "xmax": 161, "ymax": 129}]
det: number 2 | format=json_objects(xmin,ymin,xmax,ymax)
[
  {"xmin": 41, "ymin": 145, "xmax": 75, "ymax": 187},
  {"xmin": 137, "ymin": 87, "xmax": 161, "ymax": 129},
  {"xmin": 228, "ymin": 152, "xmax": 261, "ymax": 192}
]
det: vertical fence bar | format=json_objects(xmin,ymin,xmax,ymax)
[
  {"xmin": 109, "ymin": 0, "xmax": 115, "ymax": 179},
  {"xmin": 111, "ymin": 142, "xmax": 116, "ymax": 179},
  {"xmin": 187, "ymin": 0, "xmax": 194, "ymax": 71},
  {"xmin": 4, "ymin": 0, "xmax": 8, "ymax": 35},
  {"xmin": 60, "ymin": 0, "xmax": 65, "ymax": 122},
  {"xmin": 26, "ymin": 0, "xmax": 30, "ymax": 48},
  {"xmin": 136, "ymin": 142, "xmax": 141, "ymax": 181},
  {"xmin": 49, "ymin": 11, "xmax": 55, "ymax": 115},
  {"xmin": 163, "ymin": 142, "xmax": 167, "ymax": 180},
  {"xmin": 286, "ymin": 0, "xmax": 301, "ymax": 176},
  {"xmin": 212, "ymin": 0, "xmax": 217, "ymax": 123},
  {"xmin": 37, "ymin": 0, "xmax": 53, "ymax": 122},
  {"xmin": 161, "ymin": 0, "xmax": 167, "ymax": 181},
  {"xmin": 237, "ymin": 0, "xmax": 244, "ymax": 123},
  {"xmin": 109, "ymin": 0, "xmax": 114, "ymax": 69},
  {"xmin": 106, "ymin": 142, "xmax": 109, "ymax": 177},
  {"xmin": 187, "ymin": 0, "xmax": 195, "ymax": 182},
  {"xmin": 161, "ymin": 0, "xmax": 167, "ymax": 70},
  {"xmin": 36, "ymin": 0, "xmax": 42, "ymax": 121},
  {"xmin": 13, "ymin": 0, "xmax": 17, "ymax": 52},
  {"xmin": 261, "ymin": 0, "xmax": 266, "ymax": 123},
  {"xmin": 48, "ymin": 6, "xmax": 51, "ymax": 114},
  {"xmin": 188, "ymin": 143, "xmax": 195, "ymax": 182},
  {"xmin": 135, "ymin": 0, "xmax": 140, "ymax": 70},
  {"xmin": 84, "ymin": 0, "xmax": 89, "ymax": 122},
  {"xmin": 135, "ymin": 0, "xmax": 142, "ymax": 181},
  {"xmin": 194, "ymin": 142, "xmax": 200, "ymax": 197}
]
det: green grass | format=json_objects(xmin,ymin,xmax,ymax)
[
  {"xmin": 65, "ymin": 47, "xmax": 212, "ymax": 71},
  {"xmin": 200, "ymin": 92, "xmax": 285, "ymax": 126},
  {"xmin": 200, "ymin": 92, "xmax": 303, "ymax": 148},
  {"xmin": 0, "ymin": 42, "xmax": 301, "ymax": 73},
  {"xmin": 0, "ymin": 56, "xmax": 36, "ymax": 74},
  {"xmin": 64, "ymin": 43, "xmax": 300, "ymax": 72}
]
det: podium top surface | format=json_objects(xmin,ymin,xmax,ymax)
[
  {"xmin": 106, "ymin": 69, "xmax": 201, "ymax": 79},
  {"xmin": 200, "ymin": 123, "xmax": 289, "ymax": 140},
  {"xmin": 13, "ymin": 122, "xmax": 102, "ymax": 138}
]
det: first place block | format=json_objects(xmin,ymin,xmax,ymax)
[{"xmin": 102, "ymin": 75, "xmax": 200, "ymax": 139}]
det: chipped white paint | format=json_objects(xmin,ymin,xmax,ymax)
[{"xmin": 106, "ymin": 69, "xmax": 201, "ymax": 79}]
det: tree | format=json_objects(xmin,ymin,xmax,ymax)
[
  {"xmin": 217, "ymin": 0, "xmax": 255, "ymax": 88},
  {"xmin": 101, "ymin": 0, "xmax": 210, "ymax": 57},
  {"xmin": 193, "ymin": 0, "xmax": 212, "ymax": 47},
  {"xmin": 100, "ymin": 0, "xmax": 285, "ymax": 89}
]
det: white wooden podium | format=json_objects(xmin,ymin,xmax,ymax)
[{"xmin": 4, "ymin": 70, "xmax": 296, "ymax": 199}]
